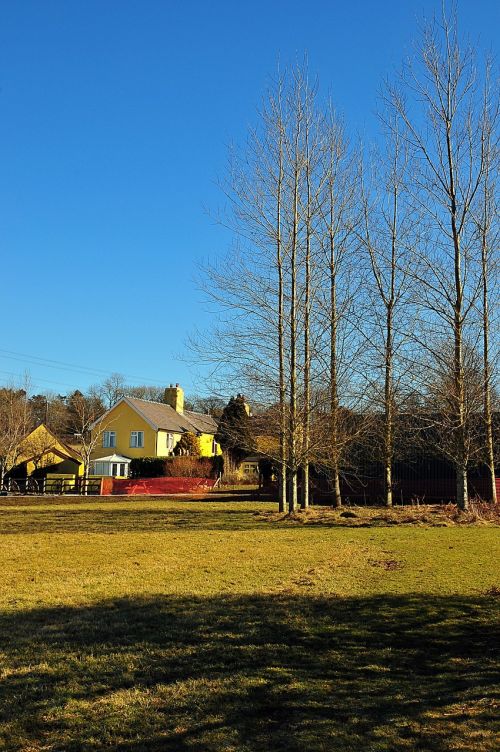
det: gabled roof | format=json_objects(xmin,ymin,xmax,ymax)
[
  {"xmin": 183, "ymin": 410, "xmax": 218, "ymax": 435},
  {"xmin": 92, "ymin": 396, "xmax": 218, "ymax": 436},
  {"xmin": 19, "ymin": 424, "xmax": 83, "ymax": 464}
]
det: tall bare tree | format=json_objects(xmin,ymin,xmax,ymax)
[
  {"xmin": 316, "ymin": 113, "xmax": 362, "ymax": 507},
  {"xmin": 360, "ymin": 124, "xmax": 414, "ymax": 506},
  {"xmin": 194, "ymin": 66, "xmax": 327, "ymax": 513},
  {"xmin": 385, "ymin": 4, "xmax": 494, "ymax": 509},
  {"xmin": 475, "ymin": 71, "xmax": 499, "ymax": 502}
]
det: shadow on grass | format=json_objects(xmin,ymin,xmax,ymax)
[
  {"xmin": 0, "ymin": 593, "xmax": 498, "ymax": 751},
  {"xmin": 0, "ymin": 506, "xmax": 278, "ymax": 534}
]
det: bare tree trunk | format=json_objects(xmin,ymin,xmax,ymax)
[
  {"xmin": 361, "ymin": 125, "xmax": 410, "ymax": 508},
  {"xmin": 333, "ymin": 461, "xmax": 341, "ymax": 508},
  {"xmin": 287, "ymin": 85, "xmax": 303, "ymax": 514},
  {"xmin": 383, "ymin": 179, "xmax": 398, "ymax": 509},
  {"xmin": 301, "ymin": 124, "xmax": 312, "ymax": 510},
  {"xmin": 276, "ymin": 106, "xmax": 287, "ymax": 513},
  {"xmin": 482, "ymin": 252, "xmax": 497, "ymax": 504},
  {"xmin": 449, "ymin": 133, "xmax": 468, "ymax": 511},
  {"xmin": 478, "ymin": 104, "xmax": 498, "ymax": 504},
  {"xmin": 384, "ymin": 303, "xmax": 394, "ymax": 507},
  {"xmin": 318, "ymin": 115, "xmax": 359, "ymax": 507},
  {"xmin": 288, "ymin": 150, "xmax": 300, "ymax": 513},
  {"xmin": 329, "ymin": 211, "xmax": 342, "ymax": 508},
  {"xmin": 83, "ymin": 463, "xmax": 89, "ymax": 496}
]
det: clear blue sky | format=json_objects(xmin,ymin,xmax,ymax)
[{"xmin": 0, "ymin": 0, "xmax": 497, "ymax": 396}]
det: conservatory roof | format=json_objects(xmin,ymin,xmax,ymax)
[{"xmin": 93, "ymin": 454, "xmax": 131, "ymax": 463}]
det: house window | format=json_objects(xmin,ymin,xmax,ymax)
[
  {"xmin": 167, "ymin": 433, "xmax": 174, "ymax": 453},
  {"xmin": 130, "ymin": 430, "xmax": 144, "ymax": 448},
  {"xmin": 212, "ymin": 439, "xmax": 218, "ymax": 455},
  {"xmin": 102, "ymin": 431, "xmax": 116, "ymax": 448}
]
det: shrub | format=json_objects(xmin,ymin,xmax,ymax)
[
  {"xmin": 173, "ymin": 432, "xmax": 201, "ymax": 456},
  {"xmin": 220, "ymin": 471, "xmax": 244, "ymax": 485},
  {"xmin": 164, "ymin": 456, "xmax": 214, "ymax": 478},
  {"xmin": 130, "ymin": 454, "xmax": 222, "ymax": 479}
]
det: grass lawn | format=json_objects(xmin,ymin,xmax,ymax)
[{"xmin": 0, "ymin": 497, "xmax": 498, "ymax": 751}]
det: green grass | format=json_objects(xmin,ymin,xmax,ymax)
[{"xmin": 0, "ymin": 498, "xmax": 498, "ymax": 751}]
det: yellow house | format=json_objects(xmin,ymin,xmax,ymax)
[
  {"xmin": 15, "ymin": 424, "xmax": 84, "ymax": 477},
  {"xmin": 90, "ymin": 384, "xmax": 221, "ymax": 477}
]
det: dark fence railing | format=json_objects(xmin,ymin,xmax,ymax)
[{"xmin": 2, "ymin": 477, "xmax": 102, "ymax": 496}]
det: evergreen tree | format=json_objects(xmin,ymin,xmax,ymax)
[
  {"xmin": 173, "ymin": 432, "xmax": 200, "ymax": 456},
  {"xmin": 215, "ymin": 395, "xmax": 255, "ymax": 466}
]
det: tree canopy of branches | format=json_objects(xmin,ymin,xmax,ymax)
[
  {"xmin": 0, "ymin": 388, "xmax": 32, "ymax": 486},
  {"xmin": 383, "ymin": 4, "xmax": 499, "ymax": 509},
  {"xmin": 194, "ymin": 6, "xmax": 498, "ymax": 511}
]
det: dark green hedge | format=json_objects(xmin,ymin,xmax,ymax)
[{"xmin": 129, "ymin": 457, "xmax": 167, "ymax": 478}]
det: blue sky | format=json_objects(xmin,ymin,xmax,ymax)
[{"xmin": 0, "ymin": 0, "xmax": 497, "ymax": 397}]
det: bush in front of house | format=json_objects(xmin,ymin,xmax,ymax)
[
  {"xmin": 164, "ymin": 456, "xmax": 215, "ymax": 478},
  {"xmin": 129, "ymin": 455, "xmax": 220, "ymax": 479}
]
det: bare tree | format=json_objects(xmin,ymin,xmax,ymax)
[
  {"xmin": 196, "ymin": 67, "xmax": 373, "ymax": 511},
  {"xmin": 185, "ymin": 394, "xmax": 226, "ymax": 417},
  {"xmin": 71, "ymin": 393, "xmax": 113, "ymax": 492},
  {"xmin": 360, "ymin": 124, "xmax": 414, "ymax": 506},
  {"xmin": 194, "ymin": 66, "xmax": 325, "ymax": 513},
  {"xmin": 385, "ymin": 4, "xmax": 494, "ymax": 509},
  {"xmin": 92, "ymin": 373, "xmax": 126, "ymax": 408},
  {"xmin": 474, "ymin": 69, "xmax": 499, "ymax": 502},
  {"xmin": 315, "ymin": 113, "xmax": 362, "ymax": 507},
  {"xmin": 0, "ymin": 386, "xmax": 32, "ymax": 487}
]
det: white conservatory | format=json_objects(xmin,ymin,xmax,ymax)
[{"xmin": 90, "ymin": 454, "xmax": 131, "ymax": 477}]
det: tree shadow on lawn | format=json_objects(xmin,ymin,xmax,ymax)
[
  {"xmin": 0, "ymin": 506, "xmax": 277, "ymax": 534},
  {"xmin": 0, "ymin": 593, "xmax": 498, "ymax": 751}
]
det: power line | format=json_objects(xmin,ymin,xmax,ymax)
[
  {"xmin": 0, "ymin": 368, "xmax": 83, "ymax": 392},
  {"xmin": 0, "ymin": 348, "xmax": 165, "ymax": 385}
]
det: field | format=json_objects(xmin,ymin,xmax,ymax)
[{"xmin": 0, "ymin": 496, "xmax": 498, "ymax": 751}]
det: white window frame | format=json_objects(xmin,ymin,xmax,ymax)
[
  {"xmin": 130, "ymin": 430, "xmax": 144, "ymax": 448},
  {"xmin": 167, "ymin": 433, "xmax": 174, "ymax": 453},
  {"xmin": 92, "ymin": 461, "xmax": 107, "ymax": 476},
  {"xmin": 102, "ymin": 431, "xmax": 116, "ymax": 448}
]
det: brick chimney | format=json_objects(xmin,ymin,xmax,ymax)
[{"xmin": 164, "ymin": 383, "xmax": 184, "ymax": 414}]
